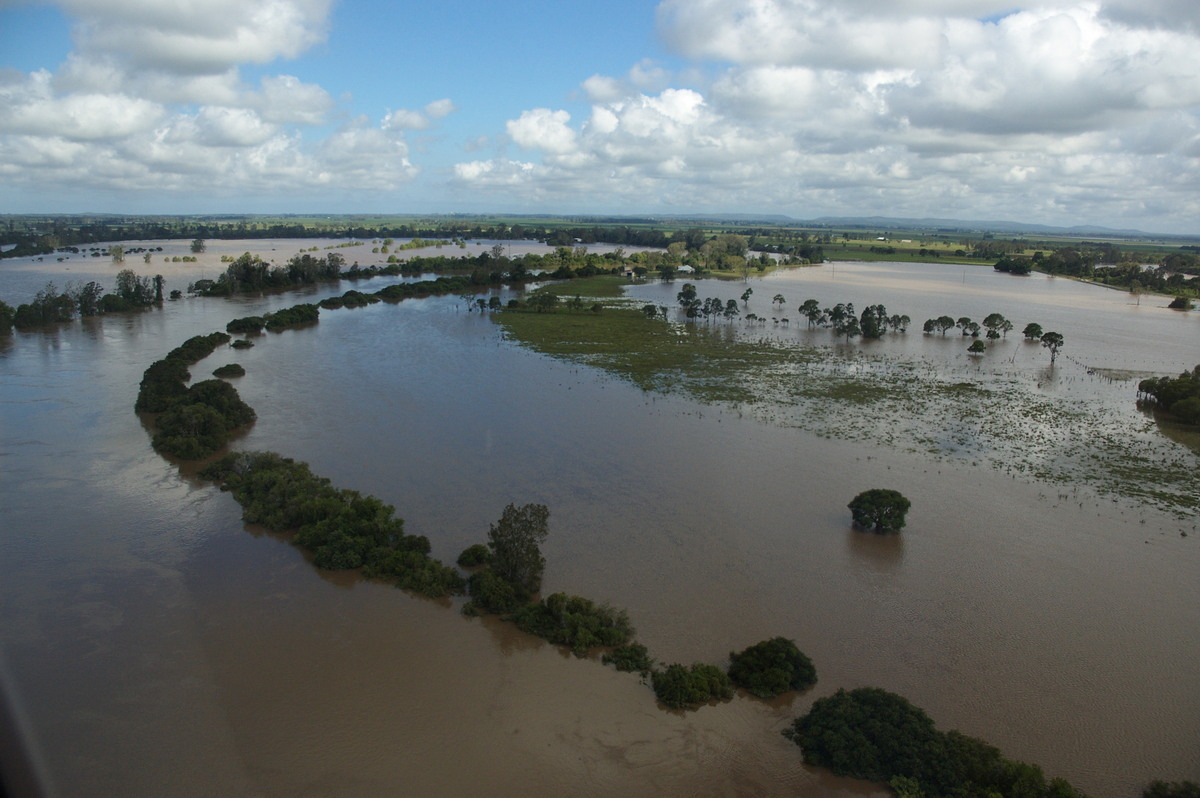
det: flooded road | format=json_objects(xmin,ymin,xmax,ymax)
[{"xmin": 1, "ymin": 256, "xmax": 1197, "ymax": 797}]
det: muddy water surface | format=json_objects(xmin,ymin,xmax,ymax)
[{"xmin": 1, "ymin": 258, "xmax": 1197, "ymax": 797}]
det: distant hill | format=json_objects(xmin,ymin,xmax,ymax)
[{"xmin": 804, "ymin": 215, "xmax": 1156, "ymax": 238}]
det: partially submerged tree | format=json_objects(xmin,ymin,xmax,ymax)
[
  {"xmin": 1041, "ymin": 331, "xmax": 1065, "ymax": 363},
  {"xmin": 848, "ymin": 489, "xmax": 911, "ymax": 533},
  {"xmin": 488, "ymin": 502, "xmax": 550, "ymax": 596},
  {"xmin": 728, "ymin": 637, "xmax": 817, "ymax": 699}
]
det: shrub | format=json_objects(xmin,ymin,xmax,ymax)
[
  {"xmin": 603, "ymin": 643, "xmax": 653, "ymax": 675},
  {"xmin": 212, "ymin": 363, "xmax": 245, "ymax": 378},
  {"xmin": 651, "ymin": 663, "xmax": 733, "ymax": 710},
  {"xmin": 466, "ymin": 569, "xmax": 525, "ymax": 614},
  {"xmin": 513, "ymin": 592, "xmax": 635, "ymax": 655},
  {"xmin": 457, "ymin": 543, "xmax": 492, "ymax": 567},
  {"xmin": 226, "ymin": 316, "xmax": 265, "ymax": 334},
  {"xmin": 728, "ymin": 637, "xmax": 816, "ymax": 698}
]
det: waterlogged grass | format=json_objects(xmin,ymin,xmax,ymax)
[{"xmin": 496, "ymin": 293, "xmax": 1200, "ymax": 517}]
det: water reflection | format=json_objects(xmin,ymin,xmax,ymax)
[{"xmin": 846, "ymin": 527, "xmax": 905, "ymax": 573}]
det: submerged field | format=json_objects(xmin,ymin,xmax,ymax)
[{"xmin": 497, "ymin": 274, "xmax": 1200, "ymax": 518}]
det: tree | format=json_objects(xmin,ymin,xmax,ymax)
[
  {"xmin": 848, "ymin": 488, "xmax": 911, "ymax": 533},
  {"xmin": 772, "ymin": 293, "xmax": 786, "ymax": 309},
  {"xmin": 728, "ymin": 637, "xmax": 817, "ymax": 698},
  {"xmin": 833, "ymin": 314, "xmax": 860, "ymax": 342},
  {"xmin": 110, "ymin": 244, "xmax": 125, "ymax": 263},
  {"xmin": 935, "ymin": 315, "xmax": 955, "ymax": 335},
  {"xmin": 1022, "ymin": 322, "xmax": 1043, "ymax": 340},
  {"xmin": 487, "ymin": 503, "xmax": 550, "ymax": 596},
  {"xmin": 740, "ymin": 287, "xmax": 753, "ymax": 304},
  {"xmin": 191, "ymin": 238, "xmax": 206, "ymax": 254},
  {"xmin": 968, "ymin": 339, "xmax": 986, "ymax": 355},
  {"xmin": 0, "ymin": 300, "xmax": 14, "ymax": 334},
  {"xmin": 1041, "ymin": 331, "xmax": 1064, "ymax": 363},
  {"xmin": 677, "ymin": 283, "xmax": 698, "ymax": 307},
  {"xmin": 800, "ymin": 299, "xmax": 822, "ymax": 327}
]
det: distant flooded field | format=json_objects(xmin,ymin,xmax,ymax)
[{"xmin": 1, "ymin": 254, "xmax": 1196, "ymax": 797}]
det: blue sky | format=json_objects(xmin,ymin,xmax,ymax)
[{"xmin": 1, "ymin": 0, "xmax": 1199, "ymax": 233}]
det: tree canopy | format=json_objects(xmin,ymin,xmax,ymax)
[
  {"xmin": 727, "ymin": 637, "xmax": 817, "ymax": 699},
  {"xmin": 848, "ymin": 489, "xmax": 912, "ymax": 533},
  {"xmin": 488, "ymin": 502, "xmax": 550, "ymax": 597}
]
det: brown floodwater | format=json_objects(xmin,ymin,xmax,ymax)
[{"xmin": 0, "ymin": 254, "xmax": 1197, "ymax": 797}]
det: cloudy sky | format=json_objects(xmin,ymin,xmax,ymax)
[{"xmin": 1, "ymin": 0, "xmax": 1199, "ymax": 233}]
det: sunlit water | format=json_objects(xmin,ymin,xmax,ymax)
[{"xmin": 1, "ymin": 255, "xmax": 1197, "ymax": 797}]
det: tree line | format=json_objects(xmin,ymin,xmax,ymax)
[{"xmin": 0, "ymin": 269, "xmax": 164, "ymax": 331}]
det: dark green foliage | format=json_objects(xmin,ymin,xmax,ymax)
[
  {"xmin": 166, "ymin": 332, "xmax": 232, "ymax": 363},
  {"xmin": 994, "ymin": 256, "xmax": 1032, "ymax": 275},
  {"xmin": 784, "ymin": 688, "xmax": 941, "ymax": 785},
  {"xmin": 727, "ymin": 636, "xmax": 816, "ymax": 698},
  {"xmin": 134, "ymin": 357, "xmax": 191, "ymax": 412},
  {"xmin": 231, "ymin": 339, "xmax": 254, "ymax": 349},
  {"xmin": 488, "ymin": 502, "xmax": 550, "ymax": 596},
  {"xmin": 513, "ymin": 592, "xmax": 635, "ymax": 655},
  {"xmin": 465, "ymin": 569, "xmax": 525, "ymax": 614},
  {"xmin": 651, "ymin": 663, "xmax": 734, "ymax": 710},
  {"xmin": 151, "ymin": 379, "xmax": 255, "ymax": 459},
  {"xmin": 603, "ymin": 643, "xmax": 653, "ymax": 675},
  {"xmin": 1167, "ymin": 296, "xmax": 1194, "ymax": 310},
  {"xmin": 784, "ymin": 687, "xmax": 1085, "ymax": 798},
  {"xmin": 212, "ymin": 363, "xmax": 245, "ymax": 378},
  {"xmin": 456, "ymin": 543, "xmax": 492, "ymax": 567},
  {"xmin": 200, "ymin": 452, "xmax": 460, "ymax": 598},
  {"xmin": 1139, "ymin": 366, "xmax": 1200, "ymax": 427},
  {"xmin": 13, "ymin": 283, "xmax": 76, "ymax": 328},
  {"xmin": 0, "ymin": 300, "xmax": 13, "ymax": 334},
  {"xmin": 848, "ymin": 488, "xmax": 912, "ymax": 533},
  {"xmin": 1144, "ymin": 781, "xmax": 1200, "ymax": 798},
  {"xmin": 263, "ymin": 303, "xmax": 319, "ymax": 331},
  {"xmin": 362, "ymin": 549, "xmax": 465, "ymax": 598},
  {"xmin": 226, "ymin": 316, "xmax": 265, "ymax": 334},
  {"xmin": 319, "ymin": 290, "xmax": 379, "ymax": 309}
]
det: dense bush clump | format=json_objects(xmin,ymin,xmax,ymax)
[
  {"xmin": 1139, "ymin": 365, "xmax": 1200, "ymax": 426},
  {"xmin": 602, "ymin": 643, "xmax": 654, "ymax": 675},
  {"xmin": 200, "ymin": 452, "xmax": 462, "ymax": 598},
  {"xmin": 456, "ymin": 543, "xmax": 492, "ymax": 567},
  {"xmin": 513, "ymin": 592, "xmax": 635, "ymax": 655},
  {"xmin": 151, "ymin": 379, "xmax": 256, "ymax": 459},
  {"xmin": 212, "ymin": 363, "xmax": 245, "ymax": 378},
  {"xmin": 727, "ymin": 637, "xmax": 816, "ymax": 698},
  {"xmin": 465, "ymin": 569, "xmax": 524, "ymax": 614},
  {"xmin": 651, "ymin": 663, "xmax": 734, "ymax": 710},
  {"xmin": 784, "ymin": 687, "xmax": 1084, "ymax": 798},
  {"xmin": 226, "ymin": 316, "xmax": 265, "ymax": 334},
  {"xmin": 263, "ymin": 303, "xmax": 319, "ymax": 331},
  {"xmin": 319, "ymin": 290, "xmax": 379, "ymax": 309}
]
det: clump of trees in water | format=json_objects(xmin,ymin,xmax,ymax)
[
  {"xmin": 1, "ymin": 270, "xmax": 164, "ymax": 331},
  {"xmin": 134, "ymin": 332, "xmax": 258, "ymax": 460},
  {"xmin": 1138, "ymin": 366, "xmax": 1200, "ymax": 427},
  {"xmin": 784, "ymin": 687, "xmax": 1086, "ymax": 798},
  {"xmin": 727, "ymin": 636, "xmax": 817, "ymax": 698}
]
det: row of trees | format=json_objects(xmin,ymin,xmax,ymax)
[
  {"xmin": 1138, "ymin": 365, "xmax": 1200, "ymax": 426},
  {"xmin": 0, "ymin": 270, "xmax": 164, "ymax": 332}
]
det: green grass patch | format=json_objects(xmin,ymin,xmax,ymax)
[
  {"xmin": 496, "ymin": 308, "xmax": 787, "ymax": 403},
  {"xmin": 534, "ymin": 275, "xmax": 629, "ymax": 298}
]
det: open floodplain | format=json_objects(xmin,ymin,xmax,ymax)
[{"xmin": 1, "ymin": 245, "xmax": 1197, "ymax": 797}]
